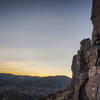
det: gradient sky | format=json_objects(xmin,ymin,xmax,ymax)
[{"xmin": 0, "ymin": 0, "xmax": 92, "ymax": 77}]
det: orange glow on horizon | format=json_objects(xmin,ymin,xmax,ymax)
[
  {"xmin": 0, "ymin": 61, "xmax": 72, "ymax": 78},
  {"xmin": 0, "ymin": 70, "xmax": 72, "ymax": 78},
  {"xmin": 0, "ymin": 71, "xmax": 72, "ymax": 78}
]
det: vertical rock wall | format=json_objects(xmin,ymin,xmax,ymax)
[
  {"xmin": 71, "ymin": 38, "xmax": 91, "ymax": 100},
  {"xmin": 71, "ymin": 1, "xmax": 100, "ymax": 99},
  {"xmin": 71, "ymin": 0, "xmax": 100, "ymax": 100},
  {"xmin": 91, "ymin": 0, "xmax": 100, "ymax": 45},
  {"xmin": 42, "ymin": 0, "xmax": 100, "ymax": 100}
]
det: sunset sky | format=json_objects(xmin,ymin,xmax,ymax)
[{"xmin": 0, "ymin": 0, "xmax": 92, "ymax": 77}]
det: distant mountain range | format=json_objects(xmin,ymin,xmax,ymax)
[
  {"xmin": 0, "ymin": 73, "xmax": 71, "ymax": 100},
  {"xmin": 0, "ymin": 73, "xmax": 71, "ymax": 88}
]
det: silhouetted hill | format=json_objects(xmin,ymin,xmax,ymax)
[
  {"xmin": 0, "ymin": 73, "xmax": 71, "ymax": 88},
  {"xmin": 0, "ymin": 73, "xmax": 71, "ymax": 100}
]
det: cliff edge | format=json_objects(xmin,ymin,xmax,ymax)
[{"xmin": 42, "ymin": 0, "xmax": 100, "ymax": 100}]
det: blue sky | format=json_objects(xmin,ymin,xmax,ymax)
[{"xmin": 0, "ymin": 0, "xmax": 92, "ymax": 77}]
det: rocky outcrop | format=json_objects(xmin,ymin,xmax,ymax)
[
  {"xmin": 42, "ymin": 38, "xmax": 91, "ymax": 100},
  {"xmin": 86, "ymin": 0, "xmax": 100, "ymax": 100},
  {"xmin": 91, "ymin": 0, "xmax": 100, "ymax": 45},
  {"xmin": 42, "ymin": 0, "xmax": 100, "ymax": 100},
  {"xmin": 71, "ymin": 38, "xmax": 91, "ymax": 100},
  {"xmin": 71, "ymin": 0, "xmax": 100, "ymax": 99}
]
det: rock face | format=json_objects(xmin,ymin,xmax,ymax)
[
  {"xmin": 91, "ymin": 0, "xmax": 100, "ymax": 45},
  {"xmin": 71, "ymin": 0, "xmax": 100, "ymax": 99},
  {"xmin": 43, "ymin": 0, "xmax": 100, "ymax": 100},
  {"xmin": 43, "ymin": 38, "xmax": 91, "ymax": 100},
  {"xmin": 71, "ymin": 38, "xmax": 91, "ymax": 100},
  {"xmin": 86, "ymin": 0, "xmax": 100, "ymax": 100}
]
